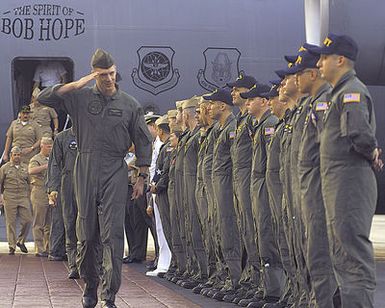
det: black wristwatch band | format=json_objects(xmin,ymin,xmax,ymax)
[{"xmin": 138, "ymin": 172, "xmax": 149, "ymax": 179}]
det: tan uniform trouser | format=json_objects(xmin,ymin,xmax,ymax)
[
  {"xmin": 32, "ymin": 202, "xmax": 51, "ymax": 253},
  {"xmin": 3, "ymin": 203, "xmax": 32, "ymax": 249}
]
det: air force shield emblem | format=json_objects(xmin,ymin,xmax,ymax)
[
  {"xmin": 197, "ymin": 47, "xmax": 242, "ymax": 91},
  {"xmin": 132, "ymin": 46, "xmax": 180, "ymax": 95}
]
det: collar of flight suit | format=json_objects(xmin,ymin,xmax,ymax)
[
  {"xmin": 92, "ymin": 84, "xmax": 121, "ymax": 100},
  {"xmin": 219, "ymin": 112, "xmax": 235, "ymax": 131},
  {"xmin": 311, "ymin": 82, "xmax": 332, "ymax": 104},
  {"xmin": 331, "ymin": 69, "xmax": 356, "ymax": 96}
]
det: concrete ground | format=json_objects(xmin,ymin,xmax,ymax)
[
  {"xmin": 0, "ymin": 216, "xmax": 384, "ymax": 307},
  {"xmin": 0, "ymin": 242, "xmax": 384, "ymax": 308}
]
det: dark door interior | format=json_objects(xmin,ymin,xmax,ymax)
[{"xmin": 11, "ymin": 57, "xmax": 74, "ymax": 130}]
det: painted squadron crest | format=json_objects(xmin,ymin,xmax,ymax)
[
  {"xmin": 197, "ymin": 47, "xmax": 242, "ymax": 91},
  {"xmin": 131, "ymin": 46, "xmax": 180, "ymax": 95}
]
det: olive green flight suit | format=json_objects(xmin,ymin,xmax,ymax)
[
  {"xmin": 298, "ymin": 83, "xmax": 338, "ymax": 308},
  {"xmin": 202, "ymin": 123, "xmax": 227, "ymax": 286},
  {"xmin": 46, "ymin": 128, "xmax": 79, "ymax": 270},
  {"xmin": 266, "ymin": 119, "xmax": 297, "ymax": 304},
  {"xmin": 212, "ymin": 113, "xmax": 241, "ymax": 290},
  {"xmin": 183, "ymin": 127, "xmax": 208, "ymax": 280},
  {"xmin": 289, "ymin": 96, "xmax": 313, "ymax": 306},
  {"xmin": 29, "ymin": 152, "xmax": 51, "ymax": 254},
  {"xmin": 279, "ymin": 107, "xmax": 301, "ymax": 305},
  {"xmin": 174, "ymin": 129, "xmax": 194, "ymax": 276},
  {"xmin": 250, "ymin": 110, "xmax": 283, "ymax": 298},
  {"xmin": 320, "ymin": 70, "xmax": 377, "ymax": 308},
  {"xmin": 38, "ymin": 85, "xmax": 152, "ymax": 303},
  {"xmin": 0, "ymin": 162, "xmax": 32, "ymax": 250},
  {"xmin": 196, "ymin": 128, "xmax": 216, "ymax": 278},
  {"xmin": 230, "ymin": 112, "xmax": 260, "ymax": 288},
  {"xmin": 168, "ymin": 147, "xmax": 187, "ymax": 275}
]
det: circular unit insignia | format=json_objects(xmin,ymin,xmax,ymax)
[{"xmin": 88, "ymin": 100, "xmax": 103, "ymax": 115}]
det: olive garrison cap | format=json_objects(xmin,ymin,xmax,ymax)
[
  {"xmin": 10, "ymin": 146, "xmax": 22, "ymax": 154},
  {"xmin": 155, "ymin": 115, "xmax": 169, "ymax": 126},
  {"xmin": 199, "ymin": 94, "xmax": 211, "ymax": 105},
  {"xmin": 91, "ymin": 48, "xmax": 115, "ymax": 69},
  {"xmin": 167, "ymin": 109, "xmax": 178, "ymax": 118},
  {"xmin": 41, "ymin": 136, "xmax": 54, "ymax": 144},
  {"xmin": 182, "ymin": 96, "xmax": 200, "ymax": 110},
  {"xmin": 175, "ymin": 100, "xmax": 185, "ymax": 109}
]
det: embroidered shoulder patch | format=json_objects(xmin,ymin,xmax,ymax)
[
  {"xmin": 315, "ymin": 102, "xmax": 329, "ymax": 111},
  {"xmin": 343, "ymin": 93, "xmax": 360, "ymax": 103},
  {"xmin": 229, "ymin": 131, "xmax": 236, "ymax": 139},
  {"xmin": 264, "ymin": 127, "xmax": 275, "ymax": 136}
]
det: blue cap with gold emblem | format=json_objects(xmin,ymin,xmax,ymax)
[
  {"xmin": 285, "ymin": 50, "xmax": 320, "ymax": 74},
  {"xmin": 307, "ymin": 33, "xmax": 358, "ymax": 61},
  {"xmin": 240, "ymin": 83, "xmax": 271, "ymax": 99},
  {"xmin": 226, "ymin": 74, "xmax": 256, "ymax": 89},
  {"xmin": 203, "ymin": 89, "xmax": 233, "ymax": 106},
  {"xmin": 261, "ymin": 85, "xmax": 279, "ymax": 99}
]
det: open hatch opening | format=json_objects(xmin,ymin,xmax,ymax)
[{"xmin": 11, "ymin": 57, "xmax": 74, "ymax": 130}]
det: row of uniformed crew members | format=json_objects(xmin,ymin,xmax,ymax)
[{"xmin": 148, "ymin": 33, "xmax": 381, "ymax": 308}]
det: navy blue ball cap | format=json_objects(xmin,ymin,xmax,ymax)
[
  {"xmin": 240, "ymin": 83, "xmax": 271, "ymax": 99},
  {"xmin": 307, "ymin": 33, "xmax": 358, "ymax": 61},
  {"xmin": 261, "ymin": 85, "xmax": 279, "ymax": 99},
  {"xmin": 286, "ymin": 50, "xmax": 320, "ymax": 74},
  {"xmin": 275, "ymin": 69, "xmax": 288, "ymax": 79},
  {"xmin": 270, "ymin": 79, "xmax": 282, "ymax": 86},
  {"xmin": 284, "ymin": 55, "xmax": 298, "ymax": 64},
  {"xmin": 203, "ymin": 88, "xmax": 233, "ymax": 106},
  {"xmin": 226, "ymin": 74, "xmax": 256, "ymax": 89}
]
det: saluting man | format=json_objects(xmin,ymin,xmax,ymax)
[{"xmin": 38, "ymin": 49, "xmax": 152, "ymax": 308}]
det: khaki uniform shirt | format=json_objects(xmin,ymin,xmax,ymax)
[
  {"xmin": 30, "ymin": 103, "xmax": 57, "ymax": 137},
  {"xmin": 6, "ymin": 120, "xmax": 41, "ymax": 161},
  {"xmin": 29, "ymin": 153, "xmax": 49, "ymax": 206},
  {"xmin": 0, "ymin": 162, "xmax": 30, "ymax": 207}
]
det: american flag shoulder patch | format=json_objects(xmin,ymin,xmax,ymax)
[
  {"xmin": 343, "ymin": 93, "xmax": 361, "ymax": 103},
  {"xmin": 315, "ymin": 102, "xmax": 329, "ymax": 111},
  {"xmin": 229, "ymin": 131, "xmax": 236, "ymax": 139},
  {"xmin": 264, "ymin": 127, "xmax": 275, "ymax": 136}
]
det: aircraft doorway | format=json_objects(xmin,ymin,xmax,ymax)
[{"xmin": 11, "ymin": 57, "xmax": 74, "ymax": 130}]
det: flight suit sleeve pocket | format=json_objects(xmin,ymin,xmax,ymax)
[{"xmin": 340, "ymin": 111, "xmax": 348, "ymax": 137}]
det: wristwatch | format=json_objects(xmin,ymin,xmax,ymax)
[{"xmin": 138, "ymin": 172, "xmax": 149, "ymax": 180}]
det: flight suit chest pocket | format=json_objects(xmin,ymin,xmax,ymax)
[{"xmin": 104, "ymin": 108, "xmax": 126, "ymax": 129}]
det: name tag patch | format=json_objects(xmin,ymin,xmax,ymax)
[
  {"xmin": 264, "ymin": 127, "xmax": 275, "ymax": 136},
  {"xmin": 108, "ymin": 108, "xmax": 123, "ymax": 117},
  {"xmin": 315, "ymin": 102, "xmax": 329, "ymax": 111},
  {"xmin": 343, "ymin": 93, "xmax": 360, "ymax": 103}
]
